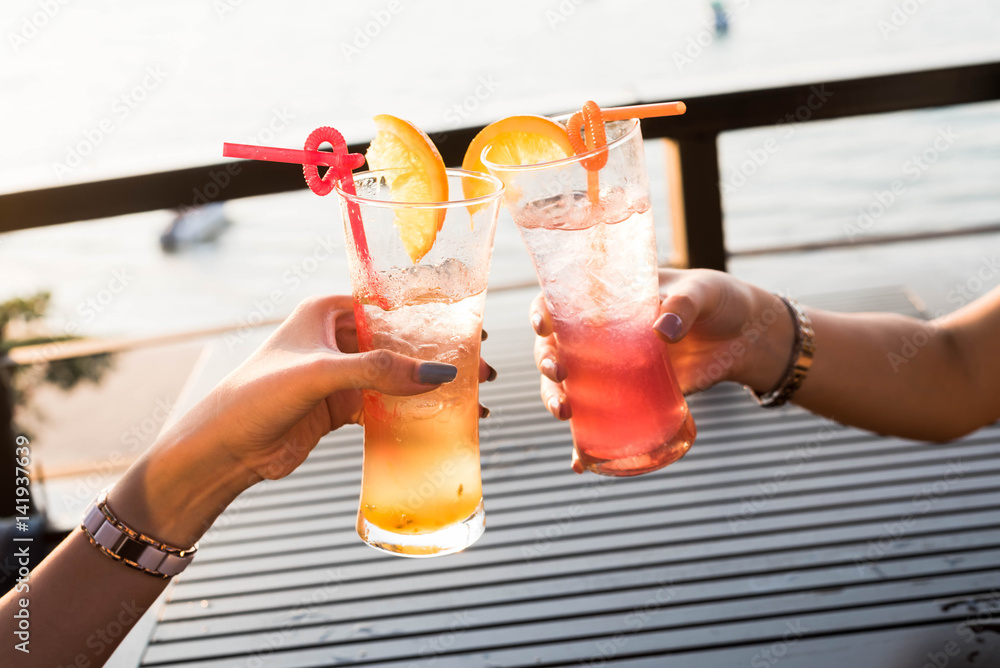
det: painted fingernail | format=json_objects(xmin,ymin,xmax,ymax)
[
  {"xmin": 479, "ymin": 404, "xmax": 491, "ymax": 418},
  {"xmin": 654, "ymin": 313, "xmax": 683, "ymax": 341},
  {"xmin": 486, "ymin": 364, "xmax": 498, "ymax": 382},
  {"xmin": 547, "ymin": 397, "xmax": 570, "ymax": 420},
  {"xmin": 540, "ymin": 358, "xmax": 560, "ymax": 380},
  {"xmin": 530, "ymin": 313, "xmax": 544, "ymax": 334},
  {"xmin": 415, "ymin": 362, "xmax": 457, "ymax": 385},
  {"xmin": 481, "ymin": 329, "xmax": 489, "ymax": 341},
  {"xmin": 547, "ymin": 397, "xmax": 561, "ymax": 416}
]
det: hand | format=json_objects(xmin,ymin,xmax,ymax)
[
  {"xmin": 531, "ymin": 269, "xmax": 794, "ymax": 471},
  {"xmin": 112, "ymin": 295, "xmax": 496, "ymax": 546},
  {"xmin": 172, "ymin": 295, "xmax": 496, "ymax": 481}
]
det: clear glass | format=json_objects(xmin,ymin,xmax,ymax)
[
  {"xmin": 483, "ymin": 119, "xmax": 696, "ymax": 476},
  {"xmin": 335, "ymin": 169, "xmax": 504, "ymax": 556}
]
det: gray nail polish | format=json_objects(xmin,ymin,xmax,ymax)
[
  {"xmin": 654, "ymin": 313, "xmax": 683, "ymax": 341},
  {"xmin": 416, "ymin": 362, "xmax": 458, "ymax": 385},
  {"xmin": 530, "ymin": 313, "xmax": 543, "ymax": 333}
]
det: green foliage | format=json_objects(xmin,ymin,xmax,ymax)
[
  {"xmin": 0, "ymin": 291, "xmax": 115, "ymax": 430},
  {"xmin": 0, "ymin": 291, "xmax": 51, "ymax": 338}
]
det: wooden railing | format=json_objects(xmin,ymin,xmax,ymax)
[{"xmin": 1, "ymin": 62, "xmax": 998, "ymax": 270}]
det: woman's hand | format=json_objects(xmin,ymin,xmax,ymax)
[
  {"xmin": 531, "ymin": 269, "xmax": 795, "ymax": 470},
  {"xmin": 111, "ymin": 294, "xmax": 495, "ymax": 547},
  {"xmin": 175, "ymin": 294, "xmax": 475, "ymax": 481}
]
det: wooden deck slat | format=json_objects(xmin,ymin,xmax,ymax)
[
  {"xmin": 186, "ymin": 461, "xmax": 999, "ymax": 572},
  {"xmin": 152, "ymin": 530, "xmax": 1000, "ymax": 641},
  {"xmin": 142, "ymin": 566, "xmax": 1000, "ymax": 664}
]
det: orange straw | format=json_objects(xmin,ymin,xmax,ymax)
[{"xmin": 566, "ymin": 100, "xmax": 687, "ymax": 203}]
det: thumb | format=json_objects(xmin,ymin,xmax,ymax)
[
  {"xmin": 654, "ymin": 280, "xmax": 713, "ymax": 343},
  {"xmin": 334, "ymin": 350, "xmax": 458, "ymax": 396}
]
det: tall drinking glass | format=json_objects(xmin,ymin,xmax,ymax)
[
  {"xmin": 335, "ymin": 169, "xmax": 504, "ymax": 556},
  {"xmin": 483, "ymin": 118, "xmax": 695, "ymax": 476}
]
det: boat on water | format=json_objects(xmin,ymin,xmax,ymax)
[{"xmin": 159, "ymin": 202, "xmax": 230, "ymax": 252}]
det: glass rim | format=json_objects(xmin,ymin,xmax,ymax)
[
  {"xmin": 481, "ymin": 117, "xmax": 641, "ymax": 174},
  {"xmin": 334, "ymin": 168, "xmax": 505, "ymax": 210}
]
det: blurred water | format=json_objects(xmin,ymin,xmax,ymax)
[{"xmin": 1, "ymin": 0, "xmax": 999, "ymax": 337}]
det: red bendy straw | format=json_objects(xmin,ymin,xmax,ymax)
[
  {"xmin": 223, "ymin": 127, "xmax": 384, "ymax": 306},
  {"xmin": 223, "ymin": 142, "xmax": 366, "ymax": 170}
]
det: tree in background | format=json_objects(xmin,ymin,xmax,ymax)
[{"xmin": 0, "ymin": 291, "xmax": 114, "ymax": 516}]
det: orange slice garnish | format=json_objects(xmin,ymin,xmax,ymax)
[
  {"xmin": 461, "ymin": 115, "xmax": 574, "ymax": 199},
  {"xmin": 365, "ymin": 115, "xmax": 448, "ymax": 262}
]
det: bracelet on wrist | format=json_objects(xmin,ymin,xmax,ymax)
[
  {"xmin": 81, "ymin": 487, "xmax": 197, "ymax": 579},
  {"xmin": 747, "ymin": 295, "xmax": 815, "ymax": 408}
]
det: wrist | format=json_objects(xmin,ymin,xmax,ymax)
[
  {"xmin": 107, "ymin": 433, "xmax": 261, "ymax": 548},
  {"xmin": 736, "ymin": 290, "xmax": 797, "ymax": 394}
]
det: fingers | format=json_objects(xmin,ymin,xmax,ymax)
[
  {"xmin": 529, "ymin": 293, "xmax": 553, "ymax": 337},
  {"xmin": 479, "ymin": 357, "xmax": 498, "ymax": 383},
  {"xmin": 334, "ymin": 310, "xmax": 358, "ymax": 353},
  {"xmin": 534, "ymin": 336, "xmax": 565, "ymax": 382},
  {"xmin": 571, "ymin": 445, "xmax": 583, "ymax": 474},
  {"xmin": 654, "ymin": 275, "xmax": 715, "ymax": 343},
  {"xmin": 329, "ymin": 349, "xmax": 457, "ymax": 397},
  {"xmin": 540, "ymin": 375, "xmax": 570, "ymax": 421}
]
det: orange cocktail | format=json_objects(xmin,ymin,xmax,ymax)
[{"xmin": 336, "ymin": 164, "xmax": 503, "ymax": 557}]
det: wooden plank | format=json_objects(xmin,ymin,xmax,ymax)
[
  {"xmin": 191, "ymin": 465, "xmax": 1000, "ymax": 561},
  {"xmin": 142, "ymin": 574, "xmax": 1000, "ymax": 666},
  {"xmin": 142, "ymin": 563, "xmax": 1000, "ymax": 664},
  {"xmin": 152, "ymin": 532, "xmax": 1000, "ymax": 642},
  {"xmin": 167, "ymin": 495, "xmax": 1000, "ymax": 601}
]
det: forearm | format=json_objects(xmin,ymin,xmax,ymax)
[
  {"xmin": 740, "ymin": 290, "xmax": 988, "ymax": 442},
  {"xmin": 0, "ymin": 431, "xmax": 259, "ymax": 667}
]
